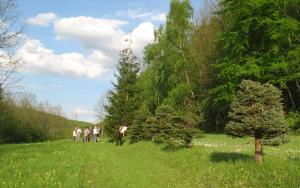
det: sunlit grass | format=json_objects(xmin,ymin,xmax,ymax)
[{"xmin": 0, "ymin": 134, "xmax": 299, "ymax": 187}]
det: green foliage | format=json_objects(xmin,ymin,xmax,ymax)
[
  {"xmin": 145, "ymin": 104, "xmax": 202, "ymax": 147},
  {"xmin": 286, "ymin": 111, "xmax": 300, "ymax": 130},
  {"xmin": 171, "ymin": 111, "xmax": 203, "ymax": 147},
  {"xmin": 212, "ymin": 0, "xmax": 300, "ymax": 130},
  {"xmin": 263, "ymin": 135, "xmax": 290, "ymax": 146},
  {"xmin": 146, "ymin": 105, "xmax": 176, "ymax": 143},
  {"xmin": 129, "ymin": 104, "xmax": 151, "ymax": 144},
  {"xmin": 0, "ymin": 94, "xmax": 92, "ymax": 143},
  {"xmin": 104, "ymin": 48, "xmax": 140, "ymax": 140},
  {"xmin": 0, "ymin": 100, "xmax": 50, "ymax": 143},
  {"xmin": 226, "ymin": 80, "xmax": 289, "ymax": 139},
  {"xmin": 143, "ymin": 0, "xmax": 196, "ymax": 111}
]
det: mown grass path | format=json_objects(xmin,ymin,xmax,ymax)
[{"xmin": 0, "ymin": 134, "xmax": 299, "ymax": 188}]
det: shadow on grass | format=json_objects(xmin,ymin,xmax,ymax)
[{"xmin": 210, "ymin": 152, "xmax": 253, "ymax": 163}]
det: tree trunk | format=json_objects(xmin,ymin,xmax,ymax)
[
  {"xmin": 255, "ymin": 137, "xmax": 263, "ymax": 164},
  {"xmin": 287, "ymin": 87, "xmax": 296, "ymax": 109},
  {"xmin": 295, "ymin": 79, "xmax": 300, "ymax": 94},
  {"xmin": 178, "ymin": 31, "xmax": 195, "ymax": 99}
]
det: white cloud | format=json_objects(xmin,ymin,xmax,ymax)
[
  {"xmin": 124, "ymin": 22, "xmax": 155, "ymax": 57},
  {"xmin": 71, "ymin": 107, "xmax": 95, "ymax": 123},
  {"xmin": 73, "ymin": 108, "xmax": 90, "ymax": 116},
  {"xmin": 17, "ymin": 37, "xmax": 112, "ymax": 78},
  {"xmin": 26, "ymin": 12, "xmax": 57, "ymax": 26},
  {"xmin": 54, "ymin": 16, "xmax": 154, "ymax": 58},
  {"xmin": 19, "ymin": 16, "xmax": 155, "ymax": 79},
  {"xmin": 117, "ymin": 9, "xmax": 166, "ymax": 22},
  {"xmin": 54, "ymin": 17, "xmax": 128, "ymax": 52}
]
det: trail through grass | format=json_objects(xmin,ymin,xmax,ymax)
[{"xmin": 0, "ymin": 134, "xmax": 299, "ymax": 188}]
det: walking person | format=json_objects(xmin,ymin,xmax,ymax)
[
  {"xmin": 72, "ymin": 128, "xmax": 77, "ymax": 142},
  {"xmin": 116, "ymin": 125, "xmax": 128, "ymax": 146},
  {"xmin": 83, "ymin": 128, "xmax": 89, "ymax": 142},
  {"xmin": 88, "ymin": 127, "xmax": 92, "ymax": 142},
  {"xmin": 93, "ymin": 126, "xmax": 98, "ymax": 142},
  {"xmin": 76, "ymin": 127, "xmax": 82, "ymax": 142}
]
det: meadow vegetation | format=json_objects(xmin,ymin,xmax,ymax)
[{"xmin": 0, "ymin": 134, "xmax": 299, "ymax": 188}]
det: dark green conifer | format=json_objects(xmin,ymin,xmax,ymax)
[
  {"xmin": 226, "ymin": 80, "xmax": 289, "ymax": 163},
  {"xmin": 104, "ymin": 48, "xmax": 140, "ymax": 140}
]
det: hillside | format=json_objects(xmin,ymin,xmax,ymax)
[
  {"xmin": 0, "ymin": 101, "xmax": 93, "ymax": 143},
  {"xmin": 48, "ymin": 114, "xmax": 94, "ymax": 140}
]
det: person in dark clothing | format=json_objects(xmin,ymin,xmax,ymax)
[{"xmin": 116, "ymin": 125, "xmax": 128, "ymax": 146}]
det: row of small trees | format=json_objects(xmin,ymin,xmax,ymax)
[{"xmin": 102, "ymin": 0, "xmax": 297, "ymax": 163}]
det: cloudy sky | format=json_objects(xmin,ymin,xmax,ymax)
[{"xmin": 16, "ymin": 0, "xmax": 203, "ymax": 123}]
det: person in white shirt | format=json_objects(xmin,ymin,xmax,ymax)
[
  {"xmin": 116, "ymin": 125, "xmax": 128, "ymax": 146},
  {"xmin": 72, "ymin": 128, "xmax": 77, "ymax": 142},
  {"xmin": 93, "ymin": 126, "xmax": 99, "ymax": 142},
  {"xmin": 76, "ymin": 128, "xmax": 82, "ymax": 142}
]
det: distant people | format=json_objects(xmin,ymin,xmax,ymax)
[
  {"xmin": 76, "ymin": 127, "xmax": 82, "ymax": 142},
  {"xmin": 116, "ymin": 125, "xmax": 128, "ymax": 146},
  {"xmin": 88, "ymin": 127, "xmax": 92, "ymax": 142},
  {"xmin": 73, "ymin": 128, "xmax": 77, "ymax": 142},
  {"xmin": 83, "ymin": 128, "xmax": 89, "ymax": 142},
  {"xmin": 93, "ymin": 126, "xmax": 99, "ymax": 142}
]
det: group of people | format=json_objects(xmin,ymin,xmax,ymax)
[
  {"xmin": 72, "ymin": 125, "xmax": 128, "ymax": 145},
  {"xmin": 73, "ymin": 126, "xmax": 101, "ymax": 142}
]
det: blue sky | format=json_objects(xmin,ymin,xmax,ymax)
[{"xmin": 15, "ymin": 0, "xmax": 204, "ymax": 122}]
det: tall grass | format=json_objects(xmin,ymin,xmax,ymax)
[{"xmin": 0, "ymin": 134, "xmax": 299, "ymax": 187}]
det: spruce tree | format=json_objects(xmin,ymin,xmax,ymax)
[
  {"xmin": 104, "ymin": 48, "xmax": 140, "ymax": 140},
  {"xmin": 129, "ymin": 103, "xmax": 151, "ymax": 144},
  {"xmin": 226, "ymin": 80, "xmax": 288, "ymax": 163},
  {"xmin": 146, "ymin": 104, "xmax": 202, "ymax": 147}
]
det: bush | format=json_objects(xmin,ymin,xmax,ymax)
[
  {"xmin": 144, "ymin": 105, "xmax": 203, "ymax": 148},
  {"xmin": 263, "ymin": 135, "xmax": 289, "ymax": 146},
  {"xmin": 286, "ymin": 111, "xmax": 300, "ymax": 131}
]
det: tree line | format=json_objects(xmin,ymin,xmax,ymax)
[
  {"xmin": 103, "ymin": 0, "xmax": 300, "ymax": 159},
  {"xmin": 0, "ymin": 91, "xmax": 92, "ymax": 143}
]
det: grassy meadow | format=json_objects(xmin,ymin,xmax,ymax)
[{"xmin": 0, "ymin": 134, "xmax": 299, "ymax": 188}]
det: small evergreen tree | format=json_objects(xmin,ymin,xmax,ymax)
[
  {"xmin": 226, "ymin": 80, "xmax": 289, "ymax": 163},
  {"xmin": 177, "ymin": 111, "xmax": 203, "ymax": 147},
  {"xmin": 104, "ymin": 48, "xmax": 140, "ymax": 140},
  {"xmin": 146, "ymin": 105, "xmax": 175, "ymax": 143},
  {"xmin": 129, "ymin": 103, "xmax": 151, "ymax": 144},
  {"xmin": 147, "ymin": 104, "xmax": 202, "ymax": 147}
]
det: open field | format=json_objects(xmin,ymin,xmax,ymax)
[{"xmin": 0, "ymin": 134, "xmax": 299, "ymax": 188}]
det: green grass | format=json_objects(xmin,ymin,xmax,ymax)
[{"xmin": 0, "ymin": 134, "xmax": 299, "ymax": 188}]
